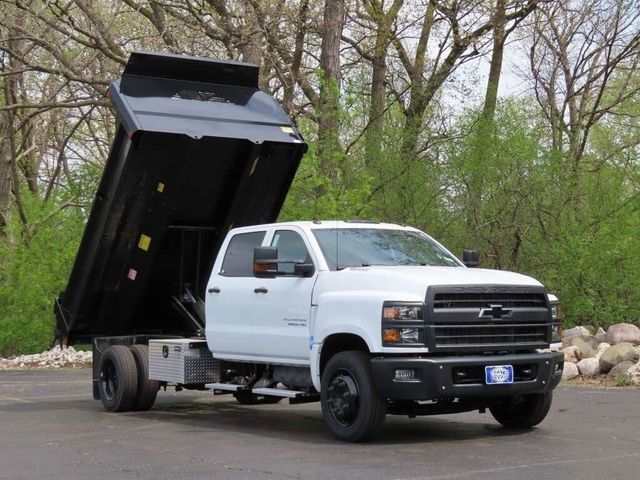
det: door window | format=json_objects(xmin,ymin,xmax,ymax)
[
  {"xmin": 220, "ymin": 231, "xmax": 265, "ymax": 276},
  {"xmin": 271, "ymin": 230, "xmax": 312, "ymax": 274}
]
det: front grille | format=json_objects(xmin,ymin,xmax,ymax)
[
  {"xmin": 433, "ymin": 324, "xmax": 548, "ymax": 347},
  {"xmin": 427, "ymin": 286, "xmax": 551, "ymax": 352},
  {"xmin": 434, "ymin": 292, "xmax": 547, "ymax": 309}
]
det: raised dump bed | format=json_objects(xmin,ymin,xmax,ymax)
[{"xmin": 55, "ymin": 51, "xmax": 307, "ymax": 344}]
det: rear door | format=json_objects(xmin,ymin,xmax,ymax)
[{"xmin": 205, "ymin": 230, "xmax": 266, "ymax": 359}]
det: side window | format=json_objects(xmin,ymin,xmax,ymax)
[
  {"xmin": 271, "ymin": 230, "xmax": 311, "ymax": 274},
  {"xmin": 220, "ymin": 231, "xmax": 265, "ymax": 277}
]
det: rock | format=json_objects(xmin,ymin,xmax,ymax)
[
  {"xmin": 595, "ymin": 327, "xmax": 607, "ymax": 343},
  {"xmin": 563, "ymin": 336, "xmax": 597, "ymax": 357},
  {"xmin": 595, "ymin": 342, "xmax": 611, "ymax": 359},
  {"xmin": 605, "ymin": 323, "xmax": 640, "ymax": 345},
  {"xmin": 606, "ymin": 361, "xmax": 634, "ymax": 379},
  {"xmin": 562, "ymin": 362, "xmax": 579, "ymax": 380},
  {"xmin": 629, "ymin": 362, "xmax": 640, "ymax": 386},
  {"xmin": 0, "ymin": 346, "xmax": 92, "ymax": 370},
  {"xmin": 577, "ymin": 357, "xmax": 600, "ymax": 377},
  {"xmin": 562, "ymin": 346, "xmax": 581, "ymax": 363},
  {"xmin": 599, "ymin": 342, "xmax": 640, "ymax": 373},
  {"xmin": 563, "ymin": 326, "xmax": 591, "ymax": 339}
]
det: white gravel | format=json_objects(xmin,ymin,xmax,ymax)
[{"xmin": 0, "ymin": 346, "xmax": 92, "ymax": 370}]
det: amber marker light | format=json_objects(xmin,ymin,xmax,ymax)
[{"xmin": 383, "ymin": 328, "xmax": 401, "ymax": 343}]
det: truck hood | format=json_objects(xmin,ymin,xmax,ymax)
[{"xmin": 314, "ymin": 265, "xmax": 543, "ymax": 302}]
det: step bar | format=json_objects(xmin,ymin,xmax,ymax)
[{"xmin": 205, "ymin": 383, "xmax": 319, "ymax": 403}]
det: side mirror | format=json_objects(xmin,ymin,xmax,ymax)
[
  {"xmin": 462, "ymin": 249, "xmax": 480, "ymax": 268},
  {"xmin": 253, "ymin": 246, "xmax": 315, "ymax": 278},
  {"xmin": 254, "ymin": 246, "xmax": 278, "ymax": 278},
  {"xmin": 294, "ymin": 263, "xmax": 315, "ymax": 277}
]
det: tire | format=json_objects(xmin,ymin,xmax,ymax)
[
  {"xmin": 490, "ymin": 392, "xmax": 553, "ymax": 428},
  {"xmin": 233, "ymin": 391, "xmax": 283, "ymax": 405},
  {"xmin": 320, "ymin": 351, "xmax": 386, "ymax": 442},
  {"xmin": 129, "ymin": 345, "xmax": 159, "ymax": 411},
  {"xmin": 98, "ymin": 345, "xmax": 138, "ymax": 412}
]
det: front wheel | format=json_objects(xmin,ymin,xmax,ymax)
[
  {"xmin": 490, "ymin": 392, "xmax": 553, "ymax": 428},
  {"xmin": 321, "ymin": 351, "xmax": 386, "ymax": 442}
]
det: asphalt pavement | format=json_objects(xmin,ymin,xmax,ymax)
[{"xmin": 0, "ymin": 369, "xmax": 638, "ymax": 480}]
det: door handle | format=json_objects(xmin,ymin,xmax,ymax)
[
  {"xmin": 254, "ymin": 287, "xmax": 268, "ymax": 294},
  {"xmin": 208, "ymin": 287, "xmax": 221, "ymax": 294}
]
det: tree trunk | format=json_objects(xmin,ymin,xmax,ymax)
[
  {"xmin": 365, "ymin": 0, "xmax": 404, "ymax": 166},
  {"xmin": 399, "ymin": 1, "xmax": 435, "ymax": 162},
  {"xmin": 468, "ymin": 0, "xmax": 507, "ymax": 232},
  {"xmin": 0, "ymin": 99, "xmax": 14, "ymax": 235},
  {"xmin": 317, "ymin": 0, "xmax": 346, "ymax": 188},
  {"xmin": 482, "ymin": 0, "xmax": 506, "ymax": 122}
]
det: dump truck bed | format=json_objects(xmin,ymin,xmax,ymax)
[{"xmin": 55, "ymin": 51, "xmax": 307, "ymax": 343}]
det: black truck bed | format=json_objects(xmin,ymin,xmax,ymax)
[{"xmin": 55, "ymin": 51, "xmax": 307, "ymax": 343}]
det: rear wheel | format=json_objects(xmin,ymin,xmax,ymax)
[
  {"xmin": 98, "ymin": 345, "xmax": 138, "ymax": 412},
  {"xmin": 490, "ymin": 392, "xmax": 553, "ymax": 428},
  {"xmin": 321, "ymin": 351, "xmax": 386, "ymax": 442},
  {"xmin": 129, "ymin": 344, "xmax": 159, "ymax": 411}
]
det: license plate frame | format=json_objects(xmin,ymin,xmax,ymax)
[{"xmin": 485, "ymin": 365, "xmax": 514, "ymax": 385}]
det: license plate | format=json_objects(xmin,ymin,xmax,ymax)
[{"xmin": 485, "ymin": 365, "xmax": 514, "ymax": 384}]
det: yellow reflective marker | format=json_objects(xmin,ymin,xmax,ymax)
[
  {"xmin": 280, "ymin": 126, "xmax": 294, "ymax": 133},
  {"xmin": 157, "ymin": 182, "xmax": 165, "ymax": 193},
  {"xmin": 138, "ymin": 234, "xmax": 151, "ymax": 251}
]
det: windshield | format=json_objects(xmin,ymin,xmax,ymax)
[{"xmin": 312, "ymin": 228, "xmax": 461, "ymax": 270}]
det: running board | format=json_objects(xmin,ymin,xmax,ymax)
[
  {"xmin": 252, "ymin": 387, "xmax": 304, "ymax": 398},
  {"xmin": 206, "ymin": 383, "xmax": 248, "ymax": 392},
  {"xmin": 205, "ymin": 383, "xmax": 319, "ymax": 403}
]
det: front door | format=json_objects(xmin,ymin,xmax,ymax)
[{"xmin": 251, "ymin": 228, "xmax": 317, "ymax": 364}]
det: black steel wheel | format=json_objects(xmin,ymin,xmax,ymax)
[
  {"xmin": 129, "ymin": 344, "xmax": 159, "ymax": 411},
  {"xmin": 98, "ymin": 345, "xmax": 138, "ymax": 412},
  {"xmin": 321, "ymin": 351, "xmax": 386, "ymax": 442},
  {"xmin": 490, "ymin": 392, "xmax": 553, "ymax": 428}
]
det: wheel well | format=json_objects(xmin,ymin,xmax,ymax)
[{"xmin": 320, "ymin": 333, "xmax": 369, "ymax": 375}]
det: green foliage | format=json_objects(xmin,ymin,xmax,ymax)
[
  {"xmin": 614, "ymin": 374, "xmax": 632, "ymax": 387},
  {"xmin": 0, "ymin": 164, "xmax": 100, "ymax": 356}
]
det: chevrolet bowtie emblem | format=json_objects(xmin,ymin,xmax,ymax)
[{"xmin": 478, "ymin": 304, "xmax": 513, "ymax": 319}]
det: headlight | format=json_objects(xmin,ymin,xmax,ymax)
[
  {"xmin": 382, "ymin": 305, "xmax": 423, "ymax": 321},
  {"xmin": 381, "ymin": 302, "xmax": 424, "ymax": 346},
  {"xmin": 549, "ymin": 301, "xmax": 564, "ymax": 342},
  {"xmin": 550, "ymin": 303, "xmax": 564, "ymax": 320}
]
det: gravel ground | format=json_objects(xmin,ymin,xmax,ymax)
[{"xmin": 0, "ymin": 346, "xmax": 92, "ymax": 370}]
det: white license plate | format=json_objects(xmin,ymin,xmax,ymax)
[{"xmin": 485, "ymin": 365, "xmax": 514, "ymax": 384}]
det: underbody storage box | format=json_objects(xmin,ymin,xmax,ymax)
[
  {"xmin": 148, "ymin": 339, "xmax": 220, "ymax": 384},
  {"xmin": 55, "ymin": 51, "xmax": 307, "ymax": 343}
]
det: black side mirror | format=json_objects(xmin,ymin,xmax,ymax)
[
  {"xmin": 294, "ymin": 263, "xmax": 315, "ymax": 277},
  {"xmin": 254, "ymin": 246, "xmax": 315, "ymax": 277},
  {"xmin": 462, "ymin": 249, "xmax": 480, "ymax": 268},
  {"xmin": 254, "ymin": 246, "xmax": 278, "ymax": 277}
]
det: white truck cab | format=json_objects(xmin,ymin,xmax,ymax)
[{"xmin": 200, "ymin": 221, "xmax": 564, "ymax": 441}]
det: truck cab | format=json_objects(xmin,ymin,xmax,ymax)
[{"xmin": 204, "ymin": 221, "xmax": 564, "ymax": 441}]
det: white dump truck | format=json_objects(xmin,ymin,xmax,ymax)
[{"xmin": 55, "ymin": 51, "xmax": 564, "ymax": 442}]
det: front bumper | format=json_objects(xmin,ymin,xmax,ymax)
[{"xmin": 370, "ymin": 351, "xmax": 564, "ymax": 400}]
